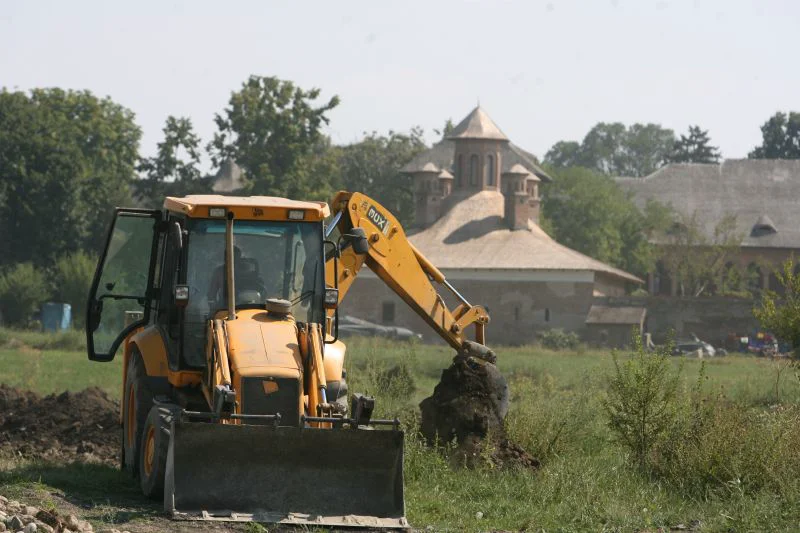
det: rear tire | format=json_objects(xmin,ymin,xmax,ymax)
[
  {"xmin": 123, "ymin": 349, "xmax": 154, "ymax": 476},
  {"xmin": 139, "ymin": 404, "xmax": 178, "ymax": 499}
]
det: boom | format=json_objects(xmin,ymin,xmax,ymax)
[{"xmin": 325, "ymin": 191, "xmax": 489, "ymax": 350}]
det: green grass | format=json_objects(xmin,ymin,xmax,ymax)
[
  {"xmin": 1, "ymin": 332, "xmax": 800, "ymax": 531},
  {"xmin": 0, "ymin": 348, "xmax": 121, "ymax": 397}
]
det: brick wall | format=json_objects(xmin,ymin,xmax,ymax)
[
  {"xmin": 596, "ymin": 295, "xmax": 759, "ymax": 346},
  {"xmin": 339, "ymin": 275, "xmax": 596, "ymax": 345}
]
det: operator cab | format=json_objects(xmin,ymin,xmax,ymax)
[{"xmin": 86, "ymin": 195, "xmax": 330, "ymax": 368}]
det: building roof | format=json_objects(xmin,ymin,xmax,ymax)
[
  {"xmin": 616, "ymin": 159, "xmax": 800, "ymax": 249},
  {"xmin": 446, "ymin": 106, "xmax": 509, "ymax": 141},
  {"xmin": 586, "ymin": 305, "xmax": 647, "ymax": 325},
  {"xmin": 164, "ymin": 195, "xmax": 329, "ymax": 220},
  {"xmin": 505, "ymin": 163, "xmax": 531, "ymax": 176},
  {"xmin": 408, "ymin": 190, "xmax": 642, "ymax": 283},
  {"xmin": 402, "ymin": 139, "xmax": 553, "ymax": 182}
]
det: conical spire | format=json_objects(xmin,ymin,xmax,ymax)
[{"xmin": 446, "ymin": 106, "xmax": 509, "ymax": 141}]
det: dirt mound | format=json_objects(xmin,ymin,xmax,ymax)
[
  {"xmin": 0, "ymin": 384, "xmax": 120, "ymax": 465},
  {"xmin": 419, "ymin": 347, "xmax": 539, "ymax": 471}
]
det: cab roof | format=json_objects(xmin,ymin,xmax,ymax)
[{"xmin": 164, "ymin": 195, "xmax": 330, "ymax": 221}]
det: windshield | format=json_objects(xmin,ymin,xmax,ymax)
[{"xmin": 186, "ymin": 219, "xmax": 324, "ymax": 324}]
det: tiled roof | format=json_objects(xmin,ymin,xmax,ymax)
[
  {"xmin": 408, "ymin": 190, "xmax": 643, "ymax": 283},
  {"xmin": 617, "ymin": 159, "xmax": 800, "ymax": 249},
  {"xmin": 446, "ymin": 106, "xmax": 509, "ymax": 141},
  {"xmin": 586, "ymin": 305, "xmax": 647, "ymax": 325}
]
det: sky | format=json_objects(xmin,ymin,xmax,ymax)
[{"xmin": 2, "ymin": 0, "xmax": 799, "ymax": 172}]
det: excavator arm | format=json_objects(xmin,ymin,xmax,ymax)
[{"xmin": 324, "ymin": 191, "xmax": 490, "ymax": 351}]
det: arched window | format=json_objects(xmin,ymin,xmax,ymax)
[
  {"xmin": 485, "ymin": 154, "xmax": 495, "ymax": 186},
  {"xmin": 469, "ymin": 154, "xmax": 479, "ymax": 186},
  {"xmin": 456, "ymin": 155, "xmax": 464, "ymax": 187}
]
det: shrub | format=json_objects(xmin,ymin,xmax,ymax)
[
  {"xmin": 603, "ymin": 333, "xmax": 681, "ymax": 469},
  {"xmin": 653, "ymin": 398, "xmax": 800, "ymax": 498},
  {"xmin": 538, "ymin": 328, "xmax": 580, "ymax": 351},
  {"xmin": 51, "ymin": 251, "xmax": 97, "ymax": 328},
  {"xmin": 0, "ymin": 263, "xmax": 50, "ymax": 327}
]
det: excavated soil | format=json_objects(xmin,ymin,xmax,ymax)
[
  {"xmin": 0, "ymin": 384, "xmax": 120, "ymax": 465},
  {"xmin": 419, "ymin": 350, "xmax": 540, "ymax": 471}
]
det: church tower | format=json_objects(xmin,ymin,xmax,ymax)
[{"xmin": 447, "ymin": 106, "xmax": 509, "ymax": 194}]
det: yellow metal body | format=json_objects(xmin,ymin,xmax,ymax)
[
  {"xmin": 325, "ymin": 191, "xmax": 490, "ymax": 350},
  {"xmin": 123, "ymin": 191, "xmax": 490, "ymax": 424},
  {"xmin": 163, "ymin": 195, "xmax": 329, "ymax": 221}
]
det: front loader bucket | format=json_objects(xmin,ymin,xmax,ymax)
[{"xmin": 164, "ymin": 420, "xmax": 407, "ymax": 529}]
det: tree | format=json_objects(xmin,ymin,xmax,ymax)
[
  {"xmin": 0, "ymin": 88, "xmax": 141, "ymax": 267},
  {"xmin": 434, "ymin": 119, "xmax": 455, "ymax": 138},
  {"xmin": 0, "ymin": 263, "xmax": 49, "ymax": 327},
  {"xmin": 668, "ymin": 126, "xmax": 721, "ymax": 164},
  {"xmin": 542, "ymin": 141, "xmax": 582, "ymax": 169},
  {"xmin": 754, "ymin": 258, "xmax": 800, "ymax": 358},
  {"xmin": 333, "ymin": 129, "xmax": 427, "ymax": 224},
  {"xmin": 209, "ymin": 76, "xmax": 340, "ymax": 199},
  {"xmin": 136, "ymin": 116, "xmax": 210, "ymax": 207},
  {"xmin": 749, "ymin": 111, "xmax": 800, "ymax": 159},
  {"xmin": 658, "ymin": 213, "xmax": 742, "ymax": 297},
  {"xmin": 544, "ymin": 122, "xmax": 675, "ymax": 177},
  {"xmin": 541, "ymin": 166, "xmax": 667, "ymax": 277},
  {"xmin": 51, "ymin": 251, "xmax": 97, "ymax": 328}
]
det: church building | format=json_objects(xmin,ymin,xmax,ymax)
[{"xmin": 340, "ymin": 107, "xmax": 642, "ymax": 345}]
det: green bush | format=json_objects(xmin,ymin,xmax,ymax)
[
  {"xmin": 0, "ymin": 263, "xmax": 50, "ymax": 327},
  {"xmin": 653, "ymin": 398, "xmax": 800, "ymax": 498},
  {"xmin": 538, "ymin": 328, "xmax": 580, "ymax": 351},
  {"xmin": 51, "ymin": 251, "xmax": 97, "ymax": 328},
  {"xmin": 604, "ymin": 333, "xmax": 681, "ymax": 469}
]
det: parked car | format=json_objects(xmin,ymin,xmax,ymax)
[
  {"xmin": 337, "ymin": 315, "xmax": 422, "ymax": 341},
  {"xmin": 673, "ymin": 334, "xmax": 716, "ymax": 357}
]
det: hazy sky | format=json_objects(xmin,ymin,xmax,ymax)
[{"xmin": 3, "ymin": 0, "xmax": 799, "ymax": 171}]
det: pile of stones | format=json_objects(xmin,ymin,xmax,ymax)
[{"xmin": 0, "ymin": 496, "xmax": 130, "ymax": 533}]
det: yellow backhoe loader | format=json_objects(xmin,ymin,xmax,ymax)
[{"xmin": 86, "ymin": 192, "xmax": 502, "ymax": 529}]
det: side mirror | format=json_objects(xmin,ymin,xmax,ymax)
[
  {"xmin": 174, "ymin": 284, "xmax": 189, "ymax": 308},
  {"xmin": 324, "ymin": 287, "xmax": 339, "ymax": 309},
  {"xmin": 169, "ymin": 221, "xmax": 183, "ymax": 252},
  {"xmin": 344, "ymin": 227, "xmax": 369, "ymax": 255}
]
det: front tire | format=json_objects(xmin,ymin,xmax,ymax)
[
  {"xmin": 123, "ymin": 349, "xmax": 154, "ymax": 476},
  {"xmin": 139, "ymin": 404, "xmax": 178, "ymax": 499}
]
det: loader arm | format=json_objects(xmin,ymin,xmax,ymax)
[{"xmin": 325, "ymin": 191, "xmax": 489, "ymax": 350}]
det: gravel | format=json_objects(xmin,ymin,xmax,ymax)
[{"xmin": 0, "ymin": 494, "xmax": 131, "ymax": 533}]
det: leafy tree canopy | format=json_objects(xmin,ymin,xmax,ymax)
[
  {"xmin": 669, "ymin": 125, "xmax": 721, "ymax": 164},
  {"xmin": 541, "ymin": 166, "xmax": 668, "ymax": 277},
  {"xmin": 209, "ymin": 76, "xmax": 340, "ymax": 199},
  {"xmin": 658, "ymin": 212, "xmax": 743, "ymax": 297},
  {"xmin": 748, "ymin": 111, "xmax": 800, "ymax": 159},
  {"xmin": 333, "ymin": 129, "xmax": 427, "ymax": 224},
  {"xmin": 754, "ymin": 258, "xmax": 800, "ymax": 357},
  {"xmin": 0, "ymin": 88, "xmax": 140, "ymax": 267},
  {"xmin": 135, "ymin": 116, "xmax": 211, "ymax": 208},
  {"xmin": 544, "ymin": 122, "xmax": 675, "ymax": 177}
]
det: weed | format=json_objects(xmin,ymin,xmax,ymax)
[{"xmin": 604, "ymin": 332, "xmax": 681, "ymax": 469}]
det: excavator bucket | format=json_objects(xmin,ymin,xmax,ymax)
[{"xmin": 164, "ymin": 420, "xmax": 407, "ymax": 529}]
